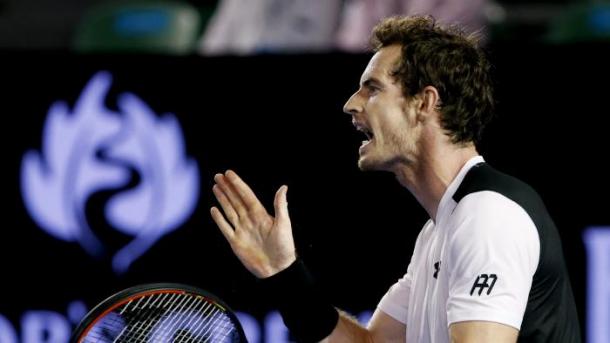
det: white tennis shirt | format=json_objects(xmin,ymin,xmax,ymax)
[{"xmin": 377, "ymin": 156, "xmax": 541, "ymax": 342}]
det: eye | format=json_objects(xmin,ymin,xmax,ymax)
[
  {"xmin": 361, "ymin": 79, "xmax": 384, "ymax": 96},
  {"xmin": 366, "ymin": 84, "xmax": 381, "ymax": 95}
]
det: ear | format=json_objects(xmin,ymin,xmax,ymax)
[{"xmin": 417, "ymin": 86, "xmax": 441, "ymax": 120}]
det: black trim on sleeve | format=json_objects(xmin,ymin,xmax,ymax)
[{"xmin": 452, "ymin": 163, "xmax": 581, "ymax": 342}]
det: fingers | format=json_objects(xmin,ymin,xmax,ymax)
[
  {"xmin": 215, "ymin": 171, "xmax": 267, "ymax": 216},
  {"xmin": 212, "ymin": 184, "xmax": 239, "ymax": 224},
  {"xmin": 225, "ymin": 170, "xmax": 267, "ymax": 213},
  {"xmin": 214, "ymin": 173, "xmax": 248, "ymax": 218},
  {"xmin": 273, "ymin": 185, "xmax": 289, "ymax": 220},
  {"xmin": 210, "ymin": 207, "xmax": 235, "ymax": 241}
]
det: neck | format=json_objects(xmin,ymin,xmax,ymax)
[{"xmin": 392, "ymin": 143, "xmax": 479, "ymax": 221}]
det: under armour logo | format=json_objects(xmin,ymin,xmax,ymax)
[
  {"xmin": 470, "ymin": 274, "xmax": 497, "ymax": 296},
  {"xmin": 433, "ymin": 261, "xmax": 441, "ymax": 279}
]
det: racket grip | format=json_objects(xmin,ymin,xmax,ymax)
[{"xmin": 260, "ymin": 258, "xmax": 339, "ymax": 343}]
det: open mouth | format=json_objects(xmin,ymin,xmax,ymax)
[{"xmin": 353, "ymin": 121, "xmax": 374, "ymax": 142}]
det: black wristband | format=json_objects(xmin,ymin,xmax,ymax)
[{"xmin": 260, "ymin": 259, "xmax": 339, "ymax": 342}]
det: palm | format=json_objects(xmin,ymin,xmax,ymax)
[{"xmin": 210, "ymin": 170, "xmax": 296, "ymax": 278}]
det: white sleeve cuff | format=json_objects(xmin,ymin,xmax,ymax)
[
  {"xmin": 447, "ymin": 309, "xmax": 522, "ymax": 331},
  {"xmin": 377, "ymin": 296, "xmax": 408, "ymax": 324}
]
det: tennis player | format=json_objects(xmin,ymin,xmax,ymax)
[{"xmin": 211, "ymin": 15, "xmax": 581, "ymax": 343}]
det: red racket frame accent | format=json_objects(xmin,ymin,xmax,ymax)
[
  {"xmin": 70, "ymin": 283, "xmax": 247, "ymax": 343},
  {"xmin": 78, "ymin": 289, "xmax": 185, "ymax": 342}
]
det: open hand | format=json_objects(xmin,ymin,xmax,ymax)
[{"xmin": 210, "ymin": 170, "xmax": 296, "ymax": 278}]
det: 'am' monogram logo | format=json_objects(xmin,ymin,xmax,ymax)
[{"xmin": 470, "ymin": 274, "xmax": 498, "ymax": 296}]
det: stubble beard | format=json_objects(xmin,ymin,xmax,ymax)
[{"xmin": 358, "ymin": 140, "xmax": 412, "ymax": 173}]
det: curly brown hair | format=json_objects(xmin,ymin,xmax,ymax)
[{"xmin": 371, "ymin": 16, "xmax": 494, "ymax": 145}]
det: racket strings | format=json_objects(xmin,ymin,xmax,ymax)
[
  {"xmin": 127, "ymin": 293, "xmax": 176, "ymax": 340},
  {"xmin": 82, "ymin": 291, "xmax": 240, "ymax": 343},
  {"xmin": 86, "ymin": 295, "xmax": 155, "ymax": 343},
  {"xmin": 86, "ymin": 292, "xmax": 174, "ymax": 343},
  {"xmin": 121, "ymin": 292, "xmax": 184, "ymax": 343},
  {"xmin": 163, "ymin": 299, "xmax": 214, "ymax": 342},
  {"xmin": 121, "ymin": 292, "xmax": 193, "ymax": 342},
  {"xmin": 169, "ymin": 300, "xmax": 225, "ymax": 342},
  {"xmin": 150, "ymin": 295, "xmax": 236, "ymax": 342},
  {"xmin": 145, "ymin": 293, "xmax": 202, "ymax": 342}
]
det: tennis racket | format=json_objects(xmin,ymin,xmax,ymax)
[{"xmin": 70, "ymin": 283, "xmax": 248, "ymax": 343}]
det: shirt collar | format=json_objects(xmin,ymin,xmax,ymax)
[{"xmin": 435, "ymin": 155, "xmax": 485, "ymax": 223}]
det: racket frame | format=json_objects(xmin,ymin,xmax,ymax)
[{"xmin": 70, "ymin": 283, "xmax": 247, "ymax": 343}]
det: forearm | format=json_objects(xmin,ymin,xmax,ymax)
[
  {"xmin": 320, "ymin": 310, "xmax": 374, "ymax": 343},
  {"xmin": 450, "ymin": 321, "xmax": 518, "ymax": 343},
  {"xmin": 263, "ymin": 260, "xmax": 406, "ymax": 343},
  {"xmin": 209, "ymin": 171, "xmax": 406, "ymax": 341}
]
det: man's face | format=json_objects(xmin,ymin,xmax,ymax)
[{"xmin": 343, "ymin": 44, "xmax": 421, "ymax": 172}]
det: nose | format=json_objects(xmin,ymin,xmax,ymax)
[{"xmin": 343, "ymin": 91, "xmax": 362, "ymax": 116}]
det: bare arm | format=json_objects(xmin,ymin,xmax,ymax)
[
  {"xmin": 210, "ymin": 171, "xmax": 406, "ymax": 343},
  {"xmin": 449, "ymin": 321, "xmax": 518, "ymax": 343},
  {"xmin": 320, "ymin": 309, "xmax": 406, "ymax": 343}
]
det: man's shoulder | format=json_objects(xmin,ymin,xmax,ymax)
[
  {"xmin": 453, "ymin": 163, "xmax": 544, "ymax": 212},
  {"xmin": 448, "ymin": 162, "xmax": 551, "ymax": 239}
]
